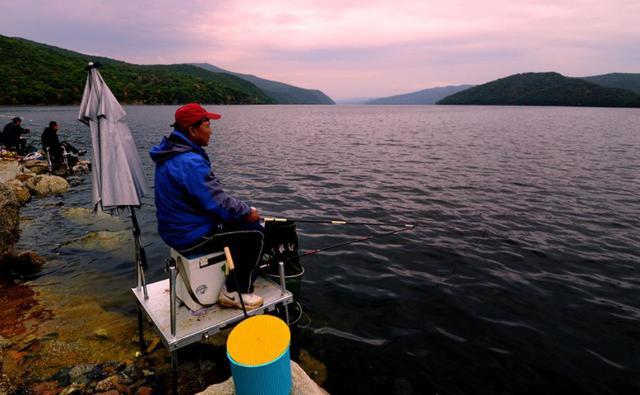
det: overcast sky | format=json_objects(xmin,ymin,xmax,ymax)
[{"xmin": 2, "ymin": 0, "xmax": 639, "ymax": 100}]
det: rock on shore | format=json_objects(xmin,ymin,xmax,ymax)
[
  {"xmin": 0, "ymin": 160, "xmax": 20, "ymax": 183},
  {"xmin": 197, "ymin": 361, "xmax": 329, "ymax": 395},
  {"xmin": 61, "ymin": 207, "xmax": 124, "ymax": 227},
  {"xmin": 0, "ymin": 182, "xmax": 19, "ymax": 258},
  {"xmin": 5, "ymin": 179, "xmax": 31, "ymax": 205},
  {"xmin": 24, "ymin": 174, "xmax": 69, "ymax": 197},
  {"xmin": 63, "ymin": 230, "xmax": 131, "ymax": 251},
  {"xmin": 20, "ymin": 159, "xmax": 49, "ymax": 175}
]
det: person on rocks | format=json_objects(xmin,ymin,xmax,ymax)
[
  {"xmin": 149, "ymin": 103, "xmax": 264, "ymax": 309},
  {"xmin": 1, "ymin": 117, "xmax": 30, "ymax": 155},
  {"xmin": 41, "ymin": 121, "xmax": 84, "ymax": 163}
]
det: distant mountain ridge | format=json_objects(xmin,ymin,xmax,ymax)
[
  {"xmin": 437, "ymin": 72, "xmax": 640, "ymax": 108},
  {"xmin": 580, "ymin": 73, "xmax": 640, "ymax": 94},
  {"xmin": 366, "ymin": 85, "xmax": 474, "ymax": 105},
  {"xmin": 193, "ymin": 63, "xmax": 335, "ymax": 104},
  {"xmin": 334, "ymin": 97, "xmax": 374, "ymax": 105}
]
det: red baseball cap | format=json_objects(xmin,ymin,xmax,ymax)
[{"xmin": 175, "ymin": 103, "xmax": 222, "ymax": 128}]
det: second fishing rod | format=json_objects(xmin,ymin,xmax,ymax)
[{"xmin": 261, "ymin": 216, "xmax": 415, "ymax": 228}]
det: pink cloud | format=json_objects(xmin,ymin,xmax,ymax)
[{"xmin": 2, "ymin": 0, "xmax": 639, "ymax": 99}]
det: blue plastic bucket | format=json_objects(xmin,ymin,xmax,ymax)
[{"xmin": 227, "ymin": 315, "xmax": 291, "ymax": 395}]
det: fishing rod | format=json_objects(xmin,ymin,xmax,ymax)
[{"xmin": 262, "ymin": 216, "xmax": 415, "ymax": 228}]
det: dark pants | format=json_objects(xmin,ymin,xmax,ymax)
[
  {"xmin": 47, "ymin": 142, "xmax": 79, "ymax": 163},
  {"xmin": 178, "ymin": 221, "xmax": 264, "ymax": 293}
]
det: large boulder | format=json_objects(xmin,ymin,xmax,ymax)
[
  {"xmin": 0, "ymin": 250, "xmax": 46, "ymax": 274},
  {"xmin": 12, "ymin": 250, "xmax": 46, "ymax": 267},
  {"xmin": 5, "ymin": 179, "xmax": 31, "ymax": 205},
  {"xmin": 197, "ymin": 361, "xmax": 328, "ymax": 395},
  {"xmin": 61, "ymin": 207, "xmax": 124, "ymax": 229},
  {"xmin": 21, "ymin": 159, "xmax": 49, "ymax": 175},
  {"xmin": 24, "ymin": 175, "xmax": 69, "ymax": 197},
  {"xmin": 0, "ymin": 182, "xmax": 19, "ymax": 257},
  {"xmin": 16, "ymin": 172, "xmax": 35, "ymax": 182},
  {"xmin": 0, "ymin": 160, "xmax": 21, "ymax": 183}
]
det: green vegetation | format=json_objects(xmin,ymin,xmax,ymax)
[
  {"xmin": 580, "ymin": 73, "xmax": 640, "ymax": 94},
  {"xmin": 437, "ymin": 72, "xmax": 640, "ymax": 107},
  {"xmin": 193, "ymin": 63, "xmax": 335, "ymax": 104},
  {"xmin": 0, "ymin": 35, "xmax": 274, "ymax": 105}
]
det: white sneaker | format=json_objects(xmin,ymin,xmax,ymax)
[{"xmin": 219, "ymin": 287, "xmax": 264, "ymax": 309}]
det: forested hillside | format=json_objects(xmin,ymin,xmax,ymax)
[
  {"xmin": 437, "ymin": 72, "xmax": 640, "ymax": 107},
  {"xmin": 580, "ymin": 73, "xmax": 640, "ymax": 94},
  {"xmin": 0, "ymin": 35, "xmax": 273, "ymax": 105}
]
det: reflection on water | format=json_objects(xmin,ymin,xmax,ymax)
[{"xmin": 1, "ymin": 105, "xmax": 639, "ymax": 394}]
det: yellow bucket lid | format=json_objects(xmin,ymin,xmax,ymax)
[{"xmin": 227, "ymin": 315, "xmax": 291, "ymax": 366}]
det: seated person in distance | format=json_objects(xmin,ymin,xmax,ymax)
[
  {"xmin": 1, "ymin": 117, "xmax": 30, "ymax": 155},
  {"xmin": 41, "ymin": 121, "xmax": 85, "ymax": 163}
]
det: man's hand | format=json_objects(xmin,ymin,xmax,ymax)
[{"xmin": 246, "ymin": 207, "xmax": 260, "ymax": 222}]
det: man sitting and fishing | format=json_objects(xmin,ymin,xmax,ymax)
[
  {"xmin": 41, "ymin": 121, "xmax": 85, "ymax": 163},
  {"xmin": 1, "ymin": 117, "xmax": 30, "ymax": 155},
  {"xmin": 150, "ymin": 103, "xmax": 265, "ymax": 309}
]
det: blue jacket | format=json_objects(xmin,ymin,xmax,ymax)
[{"xmin": 149, "ymin": 130, "xmax": 251, "ymax": 250}]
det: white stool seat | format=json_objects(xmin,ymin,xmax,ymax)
[{"xmin": 170, "ymin": 249, "xmax": 227, "ymax": 311}]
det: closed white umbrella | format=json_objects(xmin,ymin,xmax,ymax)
[
  {"xmin": 78, "ymin": 63, "xmax": 147, "ymax": 213},
  {"xmin": 78, "ymin": 62, "xmax": 150, "ymax": 299}
]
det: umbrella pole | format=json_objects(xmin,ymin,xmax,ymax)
[{"xmin": 130, "ymin": 206, "xmax": 149, "ymax": 300}]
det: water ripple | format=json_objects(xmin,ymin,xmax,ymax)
[{"xmin": 5, "ymin": 104, "xmax": 640, "ymax": 394}]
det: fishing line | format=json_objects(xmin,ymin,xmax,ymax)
[{"xmin": 296, "ymin": 226, "xmax": 415, "ymax": 258}]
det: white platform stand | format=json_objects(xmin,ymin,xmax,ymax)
[
  {"xmin": 132, "ymin": 259, "xmax": 294, "ymax": 392},
  {"xmin": 132, "ymin": 277, "xmax": 294, "ymax": 352}
]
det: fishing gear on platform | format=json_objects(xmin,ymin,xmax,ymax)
[{"xmin": 262, "ymin": 216, "xmax": 415, "ymax": 228}]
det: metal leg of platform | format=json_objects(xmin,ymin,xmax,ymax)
[
  {"xmin": 169, "ymin": 259, "xmax": 178, "ymax": 393},
  {"xmin": 171, "ymin": 350, "xmax": 178, "ymax": 394},
  {"xmin": 278, "ymin": 262, "xmax": 290, "ymax": 324},
  {"xmin": 169, "ymin": 261, "xmax": 177, "ymax": 336},
  {"xmin": 137, "ymin": 304, "xmax": 145, "ymax": 353}
]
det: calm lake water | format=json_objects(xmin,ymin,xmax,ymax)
[{"xmin": 3, "ymin": 105, "xmax": 640, "ymax": 394}]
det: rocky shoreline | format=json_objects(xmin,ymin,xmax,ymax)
[
  {"xmin": 0, "ymin": 157, "xmax": 84, "ymax": 272},
  {"xmin": 0, "ymin": 156, "xmax": 329, "ymax": 394},
  {"xmin": 0, "ymin": 160, "xmax": 68, "ymax": 270}
]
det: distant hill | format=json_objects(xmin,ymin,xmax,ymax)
[
  {"xmin": 0, "ymin": 35, "xmax": 274, "ymax": 105},
  {"xmin": 193, "ymin": 63, "xmax": 334, "ymax": 104},
  {"xmin": 437, "ymin": 72, "xmax": 640, "ymax": 108},
  {"xmin": 366, "ymin": 85, "xmax": 474, "ymax": 104},
  {"xmin": 580, "ymin": 73, "xmax": 640, "ymax": 94},
  {"xmin": 334, "ymin": 97, "xmax": 374, "ymax": 105}
]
